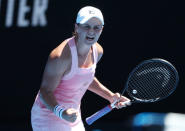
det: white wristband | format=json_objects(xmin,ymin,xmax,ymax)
[{"xmin": 53, "ymin": 105, "xmax": 64, "ymax": 119}]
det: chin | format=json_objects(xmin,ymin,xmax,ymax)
[
  {"xmin": 85, "ymin": 38, "xmax": 98, "ymax": 45},
  {"xmin": 85, "ymin": 41, "xmax": 96, "ymax": 46}
]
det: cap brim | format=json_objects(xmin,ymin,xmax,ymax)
[{"xmin": 78, "ymin": 16, "xmax": 104, "ymax": 25}]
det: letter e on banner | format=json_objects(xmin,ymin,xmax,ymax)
[
  {"xmin": 17, "ymin": 0, "xmax": 30, "ymax": 27},
  {"xmin": 32, "ymin": 0, "xmax": 48, "ymax": 27}
]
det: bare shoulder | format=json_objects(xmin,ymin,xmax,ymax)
[
  {"xmin": 50, "ymin": 39, "xmax": 70, "ymax": 60},
  {"xmin": 95, "ymin": 42, "xmax": 103, "ymax": 62},
  {"xmin": 95, "ymin": 42, "xmax": 103, "ymax": 54},
  {"xmin": 46, "ymin": 40, "xmax": 71, "ymax": 75}
]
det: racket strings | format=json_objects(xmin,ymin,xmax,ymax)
[
  {"xmin": 127, "ymin": 61, "xmax": 177, "ymax": 102},
  {"xmin": 130, "ymin": 63, "xmax": 162, "ymax": 99}
]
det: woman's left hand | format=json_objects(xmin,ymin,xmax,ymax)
[{"xmin": 110, "ymin": 93, "xmax": 131, "ymax": 109}]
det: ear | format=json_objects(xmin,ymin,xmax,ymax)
[
  {"xmin": 74, "ymin": 23, "xmax": 79, "ymax": 33},
  {"xmin": 101, "ymin": 26, "xmax": 104, "ymax": 32},
  {"xmin": 102, "ymin": 26, "xmax": 104, "ymax": 30},
  {"xmin": 99, "ymin": 26, "xmax": 104, "ymax": 34}
]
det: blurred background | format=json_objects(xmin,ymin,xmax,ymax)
[{"xmin": 0, "ymin": 0, "xmax": 185, "ymax": 130}]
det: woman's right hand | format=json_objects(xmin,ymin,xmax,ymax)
[{"xmin": 62, "ymin": 108, "xmax": 78, "ymax": 123}]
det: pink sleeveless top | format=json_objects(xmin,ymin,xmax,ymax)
[
  {"xmin": 32, "ymin": 37, "xmax": 98, "ymax": 126},
  {"xmin": 53, "ymin": 37, "xmax": 98, "ymax": 109}
]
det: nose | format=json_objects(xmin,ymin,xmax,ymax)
[{"xmin": 88, "ymin": 28, "xmax": 95, "ymax": 35}]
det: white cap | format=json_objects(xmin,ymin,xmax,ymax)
[{"xmin": 76, "ymin": 6, "xmax": 104, "ymax": 25}]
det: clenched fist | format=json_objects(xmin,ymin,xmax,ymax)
[{"xmin": 62, "ymin": 108, "xmax": 79, "ymax": 123}]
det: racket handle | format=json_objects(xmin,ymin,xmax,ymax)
[{"xmin": 86, "ymin": 105, "xmax": 113, "ymax": 125}]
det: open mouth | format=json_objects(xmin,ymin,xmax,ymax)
[{"xmin": 86, "ymin": 36, "xmax": 95, "ymax": 41}]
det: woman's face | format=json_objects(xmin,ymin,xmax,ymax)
[{"xmin": 75, "ymin": 17, "xmax": 103, "ymax": 45}]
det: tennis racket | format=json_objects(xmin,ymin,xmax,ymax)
[{"xmin": 86, "ymin": 58, "xmax": 179, "ymax": 125}]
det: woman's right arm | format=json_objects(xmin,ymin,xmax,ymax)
[
  {"xmin": 39, "ymin": 42, "xmax": 79, "ymax": 123},
  {"xmin": 39, "ymin": 41, "xmax": 70, "ymax": 112}
]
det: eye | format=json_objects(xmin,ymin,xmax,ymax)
[
  {"xmin": 94, "ymin": 26, "xmax": 102, "ymax": 31},
  {"xmin": 84, "ymin": 25, "xmax": 90, "ymax": 30}
]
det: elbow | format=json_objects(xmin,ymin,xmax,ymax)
[{"xmin": 40, "ymin": 87, "xmax": 54, "ymax": 98}]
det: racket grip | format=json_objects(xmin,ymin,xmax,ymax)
[{"xmin": 86, "ymin": 105, "xmax": 113, "ymax": 125}]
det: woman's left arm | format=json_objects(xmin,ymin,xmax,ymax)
[
  {"xmin": 88, "ymin": 77, "xmax": 131, "ymax": 108},
  {"xmin": 88, "ymin": 77, "xmax": 115, "ymax": 103},
  {"xmin": 88, "ymin": 43, "xmax": 131, "ymax": 108}
]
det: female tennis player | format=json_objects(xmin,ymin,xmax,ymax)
[{"xmin": 31, "ymin": 6, "xmax": 131, "ymax": 131}]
